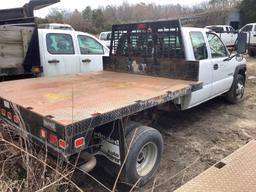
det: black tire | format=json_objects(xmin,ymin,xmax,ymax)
[
  {"xmin": 248, "ymin": 48, "xmax": 256, "ymax": 57},
  {"xmin": 124, "ymin": 126, "xmax": 163, "ymax": 186},
  {"xmin": 226, "ymin": 74, "xmax": 245, "ymax": 104}
]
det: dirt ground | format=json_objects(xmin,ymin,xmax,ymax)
[{"xmin": 77, "ymin": 56, "xmax": 256, "ymax": 192}]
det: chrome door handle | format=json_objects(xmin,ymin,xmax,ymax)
[
  {"xmin": 82, "ymin": 59, "xmax": 91, "ymax": 63},
  {"xmin": 48, "ymin": 59, "xmax": 60, "ymax": 64}
]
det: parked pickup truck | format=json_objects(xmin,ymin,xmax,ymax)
[
  {"xmin": 239, "ymin": 23, "xmax": 256, "ymax": 57},
  {"xmin": 0, "ymin": 0, "xmax": 109, "ymax": 81},
  {"xmin": 0, "ymin": 19, "xmax": 247, "ymax": 186},
  {"xmin": 205, "ymin": 25, "xmax": 238, "ymax": 48},
  {"xmin": 99, "ymin": 31, "xmax": 112, "ymax": 48}
]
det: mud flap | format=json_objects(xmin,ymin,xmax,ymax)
[{"xmin": 93, "ymin": 120, "xmax": 127, "ymax": 180}]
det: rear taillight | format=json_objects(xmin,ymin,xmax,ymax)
[
  {"xmin": 0, "ymin": 120, "xmax": 5, "ymax": 127},
  {"xmin": 40, "ymin": 129, "xmax": 47, "ymax": 139},
  {"xmin": 74, "ymin": 137, "xmax": 85, "ymax": 149},
  {"xmin": 1, "ymin": 109, "xmax": 6, "ymax": 117},
  {"xmin": 49, "ymin": 134, "xmax": 58, "ymax": 145},
  {"xmin": 13, "ymin": 115, "xmax": 20, "ymax": 124},
  {"xmin": 59, "ymin": 139, "xmax": 67, "ymax": 149},
  {"xmin": 7, "ymin": 112, "xmax": 12, "ymax": 120},
  {"xmin": 40, "ymin": 129, "xmax": 67, "ymax": 149}
]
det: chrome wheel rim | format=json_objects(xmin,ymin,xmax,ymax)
[
  {"xmin": 136, "ymin": 142, "xmax": 158, "ymax": 177},
  {"xmin": 236, "ymin": 81, "xmax": 244, "ymax": 100}
]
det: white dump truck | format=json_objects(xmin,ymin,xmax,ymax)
[{"xmin": 0, "ymin": 0, "xmax": 109, "ymax": 81}]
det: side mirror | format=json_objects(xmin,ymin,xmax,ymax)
[{"xmin": 237, "ymin": 32, "xmax": 247, "ymax": 54}]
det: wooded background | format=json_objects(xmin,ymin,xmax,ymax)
[{"xmin": 37, "ymin": 0, "xmax": 255, "ymax": 34}]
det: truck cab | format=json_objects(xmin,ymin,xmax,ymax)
[
  {"xmin": 0, "ymin": 0, "xmax": 109, "ymax": 80},
  {"xmin": 99, "ymin": 31, "xmax": 112, "ymax": 48},
  {"xmin": 180, "ymin": 27, "xmax": 246, "ymax": 108},
  {"xmin": 239, "ymin": 23, "xmax": 256, "ymax": 57},
  {"xmin": 38, "ymin": 28, "xmax": 109, "ymax": 77}
]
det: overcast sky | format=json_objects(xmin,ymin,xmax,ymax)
[{"xmin": 2, "ymin": 0, "xmax": 206, "ymax": 17}]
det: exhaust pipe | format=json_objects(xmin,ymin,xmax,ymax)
[{"xmin": 79, "ymin": 152, "xmax": 97, "ymax": 172}]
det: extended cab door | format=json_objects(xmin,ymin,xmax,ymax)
[
  {"xmin": 240, "ymin": 24, "xmax": 256, "ymax": 45},
  {"xmin": 207, "ymin": 33, "xmax": 234, "ymax": 97},
  {"xmin": 39, "ymin": 30, "xmax": 80, "ymax": 76},
  {"xmin": 251, "ymin": 24, "xmax": 256, "ymax": 44},
  {"xmin": 182, "ymin": 31, "xmax": 212, "ymax": 109},
  {"xmin": 76, "ymin": 33, "xmax": 107, "ymax": 73}
]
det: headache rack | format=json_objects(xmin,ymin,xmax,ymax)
[
  {"xmin": 105, "ymin": 19, "xmax": 199, "ymax": 82},
  {"xmin": 110, "ymin": 19, "xmax": 185, "ymax": 59}
]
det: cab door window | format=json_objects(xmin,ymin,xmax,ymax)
[
  {"xmin": 207, "ymin": 33, "xmax": 228, "ymax": 58},
  {"xmin": 241, "ymin": 25, "xmax": 253, "ymax": 32},
  {"xmin": 46, "ymin": 33, "xmax": 74, "ymax": 54},
  {"xmin": 78, "ymin": 35, "xmax": 104, "ymax": 55},
  {"xmin": 190, "ymin": 31, "xmax": 208, "ymax": 60}
]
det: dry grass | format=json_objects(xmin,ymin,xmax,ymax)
[
  {"xmin": 0, "ymin": 125, "xmax": 142, "ymax": 192},
  {"xmin": 0, "ymin": 127, "xmax": 84, "ymax": 192}
]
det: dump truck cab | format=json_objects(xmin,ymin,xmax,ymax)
[
  {"xmin": 0, "ymin": 0, "xmax": 109, "ymax": 80},
  {"xmin": 38, "ymin": 28, "xmax": 109, "ymax": 77}
]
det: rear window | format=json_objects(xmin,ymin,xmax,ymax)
[
  {"xmin": 241, "ymin": 25, "xmax": 253, "ymax": 32},
  {"xmin": 115, "ymin": 31, "xmax": 184, "ymax": 58},
  {"xmin": 46, "ymin": 33, "xmax": 74, "ymax": 55},
  {"xmin": 100, "ymin": 32, "xmax": 112, "ymax": 40}
]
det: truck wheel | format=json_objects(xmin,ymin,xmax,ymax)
[
  {"xmin": 248, "ymin": 48, "xmax": 256, "ymax": 57},
  {"xmin": 226, "ymin": 74, "xmax": 245, "ymax": 104},
  {"xmin": 124, "ymin": 126, "xmax": 163, "ymax": 186}
]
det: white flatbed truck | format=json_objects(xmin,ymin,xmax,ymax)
[{"xmin": 0, "ymin": 19, "xmax": 247, "ymax": 186}]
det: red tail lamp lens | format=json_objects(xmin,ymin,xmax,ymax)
[
  {"xmin": 40, "ymin": 129, "xmax": 47, "ymax": 139},
  {"xmin": 13, "ymin": 115, "xmax": 20, "ymax": 124},
  {"xmin": 59, "ymin": 139, "xmax": 67, "ymax": 149},
  {"xmin": 0, "ymin": 120, "xmax": 5, "ymax": 127},
  {"xmin": 7, "ymin": 112, "xmax": 12, "ymax": 120},
  {"xmin": 74, "ymin": 137, "xmax": 85, "ymax": 149},
  {"xmin": 1, "ymin": 109, "xmax": 6, "ymax": 117},
  {"xmin": 50, "ymin": 134, "xmax": 58, "ymax": 145}
]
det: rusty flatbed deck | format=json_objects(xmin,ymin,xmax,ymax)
[
  {"xmin": 176, "ymin": 140, "xmax": 256, "ymax": 192},
  {"xmin": 0, "ymin": 71, "xmax": 201, "ymax": 126}
]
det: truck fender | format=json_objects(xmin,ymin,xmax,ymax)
[{"xmin": 233, "ymin": 64, "xmax": 246, "ymax": 82}]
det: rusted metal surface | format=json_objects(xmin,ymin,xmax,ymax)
[
  {"xmin": 104, "ymin": 56, "xmax": 200, "ymax": 81},
  {"xmin": 0, "ymin": 71, "xmax": 201, "ymax": 126},
  {"xmin": 176, "ymin": 140, "xmax": 256, "ymax": 192}
]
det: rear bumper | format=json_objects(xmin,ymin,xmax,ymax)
[{"xmin": 0, "ymin": 116, "xmax": 68, "ymax": 158}]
